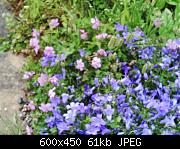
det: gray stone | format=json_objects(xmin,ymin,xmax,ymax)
[{"xmin": 0, "ymin": 52, "xmax": 25, "ymax": 134}]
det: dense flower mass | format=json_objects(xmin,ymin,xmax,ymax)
[{"xmin": 25, "ymin": 17, "xmax": 180, "ymax": 135}]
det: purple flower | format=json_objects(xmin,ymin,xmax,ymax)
[
  {"xmin": 110, "ymin": 78, "xmax": 120, "ymax": 91},
  {"xmin": 134, "ymin": 83, "xmax": 143, "ymax": 91},
  {"xmin": 44, "ymin": 46, "xmax": 55, "ymax": 57},
  {"xmin": 66, "ymin": 102, "xmax": 79, "ymax": 111},
  {"xmin": 56, "ymin": 122, "xmax": 69, "ymax": 134},
  {"xmin": 39, "ymin": 103, "xmax": 53, "ymax": 112},
  {"xmin": 45, "ymin": 116, "xmax": 55, "ymax": 128},
  {"xmin": 160, "ymin": 116, "xmax": 176, "ymax": 127},
  {"xmin": 38, "ymin": 73, "xmax": 48, "ymax": 86},
  {"xmin": 102, "ymin": 76, "xmax": 109, "ymax": 85},
  {"xmin": 142, "ymin": 128, "xmax": 152, "ymax": 135},
  {"xmin": 103, "ymin": 105, "xmax": 114, "ymax": 121},
  {"xmin": 91, "ymin": 114, "xmax": 106, "ymax": 127},
  {"xmin": 61, "ymin": 93, "xmax": 70, "ymax": 104},
  {"xmin": 117, "ymin": 94, "xmax": 126, "ymax": 103},
  {"xmin": 120, "ymin": 77, "xmax": 131, "ymax": 86},
  {"xmin": 94, "ymin": 77, "xmax": 99, "ymax": 87},
  {"xmin": 49, "ymin": 19, "xmax": 59, "ymax": 28},
  {"xmin": 91, "ymin": 57, "xmax": 101, "ymax": 69},
  {"xmin": 79, "ymin": 49, "xmax": 85, "ymax": 57},
  {"xmin": 50, "ymin": 96, "xmax": 60, "ymax": 106},
  {"xmin": 115, "ymin": 22, "xmax": 127, "ymax": 32},
  {"xmin": 100, "ymin": 126, "xmax": 111, "ymax": 135},
  {"xmin": 85, "ymin": 124, "xmax": 100, "ymax": 135},
  {"xmin": 63, "ymin": 110, "xmax": 76, "ymax": 123},
  {"xmin": 91, "ymin": 94, "xmax": 105, "ymax": 103},
  {"xmin": 91, "ymin": 17, "xmax": 100, "ymax": 29},
  {"xmin": 61, "ymin": 67, "xmax": 66, "ymax": 79},
  {"xmin": 144, "ymin": 73, "xmax": 148, "ymax": 80},
  {"xmin": 84, "ymin": 84, "xmax": 95, "ymax": 96},
  {"xmin": 76, "ymin": 59, "xmax": 85, "ymax": 71},
  {"xmin": 59, "ymin": 53, "xmax": 66, "ymax": 61}
]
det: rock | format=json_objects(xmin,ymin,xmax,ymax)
[{"xmin": 0, "ymin": 52, "xmax": 25, "ymax": 134}]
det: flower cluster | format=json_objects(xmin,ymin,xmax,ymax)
[{"xmin": 25, "ymin": 17, "xmax": 180, "ymax": 135}]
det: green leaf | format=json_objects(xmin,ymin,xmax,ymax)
[
  {"xmin": 142, "ymin": 64, "xmax": 147, "ymax": 74},
  {"xmin": 156, "ymin": 0, "xmax": 166, "ymax": 9},
  {"xmin": 108, "ymin": 36, "xmax": 117, "ymax": 49},
  {"xmin": 166, "ymin": 0, "xmax": 179, "ymax": 5}
]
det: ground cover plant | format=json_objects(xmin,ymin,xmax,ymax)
[{"xmin": 23, "ymin": 16, "xmax": 180, "ymax": 135}]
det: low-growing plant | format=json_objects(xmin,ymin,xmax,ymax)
[{"xmin": 23, "ymin": 17, "xmax": 180, "ymax": 135}]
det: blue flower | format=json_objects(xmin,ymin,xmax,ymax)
[
  {"xmin": 85, "ymin": 124, "xmax": 100, "ymax": 135},
  {"xmin": 50, "ymin": 96, "xmax": 60, "ymax": 106},
  {"xmin": 91, "ymin": 114, "xmax": 106, "ymax": 127},
  {"xmin": 56, "ymin": 122, "xmax": 69, "ymax": 134},
  {"xmin": 45, "ymin": 116, "xmax": 55, "ymax": 128},
  {"xmin": 103, "ymin": 105, "xmax": 114, "ymax": 121},
  {"xmin": 115, "ymin": 22, "xmax": 127, "ymax": 32},
  {"xmin": 160, "ymin": 116, "xmax": 176, "ymax": 127},
  {"xmin": 79, "ymin": 49, "xmax": 85, "ymax": 57},
  {"xmin": 61, "ymin": 93, "xmax": 70, "ymax": 104},
  {"xmin": 110, "ymin": 78, "xmax": 120, "ymax": 91}
]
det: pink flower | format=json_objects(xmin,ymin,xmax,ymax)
[
  {"xmin": 91, "ymin": 57, "xmax": 101, "ymax": 69},
  {"xmin": 23, "ymin": 71, "xmax": 35, "ymax": 80},
  {"xmin": 38, "ymin": 73, "xmax": 48, "ymax": 86},
  {"xmin": 28, "ymin": 101, "xmax": 36, "ymax": 110},
  {"xmin": 30, "ymin": 37, "xmax": 40, "ymax": 54},
  {"xmin": 76, "ymin": 59, "xmax": 85, "ymax": 71},
  {"xmin": 166, "ymin": 39, "xmax": 177, "ymax": 50},
  {"xmin": 39, "ymin": 103, "xmax": 53, "ymax": 112},
  {"xmin": 154, "ymin": 18, "xmax": 161, "ymax": 28},
  {"xmin": 96, "ymin": 33, "xmax": 108, "ymax": 39},
  {"xmin": 80, "ymin": 29, "xmax": 88, "ymax": 40},
  {"xmin": 44, "ymin": 46, "xmax": 55, "ymax": 57},
  {"xmin": 48, "ymin": 87, "xmax": 56, "ymax": 99},
  {"xmin": 30, "ymin": 37, "xmax": 39, "ymax": 48},
  {"xmin": 49, "ymin": 76, "xmax": 59, "ymax": 85},
  {"xmin": 26, "ymin": 125, "xmax": 33, "ymax": 135},
  {"xmin": 91, "ymin": 17, "xmax": 100, "ymax": 29},
  {"xmin": 32, "ymin": 28, "xmax": 40, "ymax": 38},
  {"xmin": 97, "ymin": 49, "xmax": 107, "ymax": 56},
  {"xmin": 49, "ymin": 19, "xmax": 59, "ymax": 28}
]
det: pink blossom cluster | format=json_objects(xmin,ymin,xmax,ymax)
[{"xmin": 29, "ymin": 29, "xmax": 40, "ymax": 54}]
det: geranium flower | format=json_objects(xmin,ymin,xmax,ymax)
[
  {"xmin": 91, "ymin": 17, "xmax": 100, "ymax": 29},
  {"xmin": 91, "ymin": 57, "xmax": 101, "ymax": 69},
  {"xmin": 80, "ymin": 29, "xmax": 88, "ymax": 40},
  {"xmin": 38, "ymin": 73, "xmax": 48, "ymax": 86},
  {"xmin": 49, "ymin": 19, "xmax": 59, "ymax": 28},
  {"xmin": 76, "ymin": 59, "xmax": 85, "ymax": 71}
]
